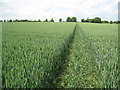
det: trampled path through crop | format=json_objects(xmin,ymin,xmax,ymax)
[
  {"xmin": 3, "ymin": 23, "xmax": 118, "ymax": 88},
  {"xmin": 39, "ymin": 24, "xmax": 77, "ymax": 88},
  {"xmin": 42, "ymin": 23, "xmax": 103, "ymax": 88}
]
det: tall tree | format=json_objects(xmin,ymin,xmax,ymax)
[
  {"xmin": 86, "ymin": 17, "xmax": 89, "ymax": 22},
  {"xmin": 9, "ymin": 19, "xmax": 12, "ymax": 22},
  {"xmin": 38, "ymin": 19, "xmax": 41, "ymax": 22},
  {"xmin": 4, "ymin": 20, "xmax": 6, "ymax": 22},
  {"xmin": 72, "ymin": 17, "xmax": 77, "ymax": 22},
  {"xmin": 44, "ymin": 19, "xmax": 48, "ymax": 22},
  {"xmin": 94, "ymin": 17, "xmax": 101, "ymax": 23},
  {"xmin": 81, "ymin": 19, "xmax": 85, "ymax": 22},
  {"xmin": 66, "ymin": 17, "xmax": 71, "ymax": 22},
  {"xmin": 59, "ymin": 18, "xmax": 62, "ymax": 22},
  {"xmin": 49, "ymin": 18, "xmax": 54, "ymax": 22},
  {"xmin": 110, "ymin": 21, "xmax": 113, "ymax": 24}
]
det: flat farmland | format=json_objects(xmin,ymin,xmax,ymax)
[{"xmin": 2, "ymin": 22, "xmax": 118, "ymax": 88}]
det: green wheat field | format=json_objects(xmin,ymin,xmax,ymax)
[{"xmin": 2, "ymin": 22, "xmax": 118, "ymax": 88}]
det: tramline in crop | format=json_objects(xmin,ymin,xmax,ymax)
[{"xmin": 2, "ymin": 22, "xmax": 118, "ymax": 88}]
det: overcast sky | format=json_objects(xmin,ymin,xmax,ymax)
[{"xmin": 0, "ymin": 0, "xmax": 119, "ymax": 21}]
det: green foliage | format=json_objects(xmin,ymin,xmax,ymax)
[
  {"xmin": 38, "ymin": 19, "xmax": 41, "ymax": 22},
  {"xmin": 102, "ymin": 21, "xmax": 109, "ymax": 23},
  {"xmin": 58, "ymin": 23, "xmax": 118, "ymax": 88},
  {"xmin": 49, "ymin": 18, "xmax": 54, "ymax": 22},
  {"xmin": 77, "ymin": 23, "xmax": 118, "ymax": 88},
  {"xmin": 66, "ymin": 17, "xmax": 71, "ymax": 22},
  {"xmin": 59, "ymin": 18, "xmax": 62, "ymax": 22},
  {"xmin": 44, "ymin": 19, "xmax": 48, "ymax": 22},
  {"xmin": 4, "ymin": 20, "xmax": 6, "ymax": 22},
  {"xmin": 81, "ymin": 19, "xmax": 85, "ymax": 22},
  {"xmin": 117, "ymin": 20, "xmax": 120, "ymax": 23},
  {"xmin": 71, "ymin": 17, "xmax": 77, "ymax": 22},
  {"xmin": 2, "ymin": 22, "xmax": 75, "ymax": 88},
  {"xmin": 66, "ymin": 17, "xmax": 77, "ymax": 22},
  {"xmin": 110, "ymin": 21, "xmax": 113, "ymax": 24},
  {"xmin": 94, "ymin": 17, "xmax": 101, "ymax": 23},
  {"xmin": 83, "ymin": 17, "xmax": 102, "ymax": 23},
  {"xmin": 89, "ymin": 19, "xmax": 94, "ymax": 23},
  {"xmin": 2, "ymin": 22, "xmax": 118, "ymax": 88},
  {"xmin": 86, "ymin": 18, "xmax": 89, "ymax": 22}
]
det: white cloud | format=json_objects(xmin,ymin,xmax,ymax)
[{"xmin": 0, "ymin": 0, "xmax": 119, "ymax": 21}]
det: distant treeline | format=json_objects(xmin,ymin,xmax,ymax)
[
  {"xmin": 0, "ymin": 19, "xmax": 54, "ymax": 22},
  {"xmin": 0, "ymin": 17, "xmax": 120, "ymax": 24},
  {"xmin": 81, "ymin": 17, "xmax": 120, "ymax": 24}
]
